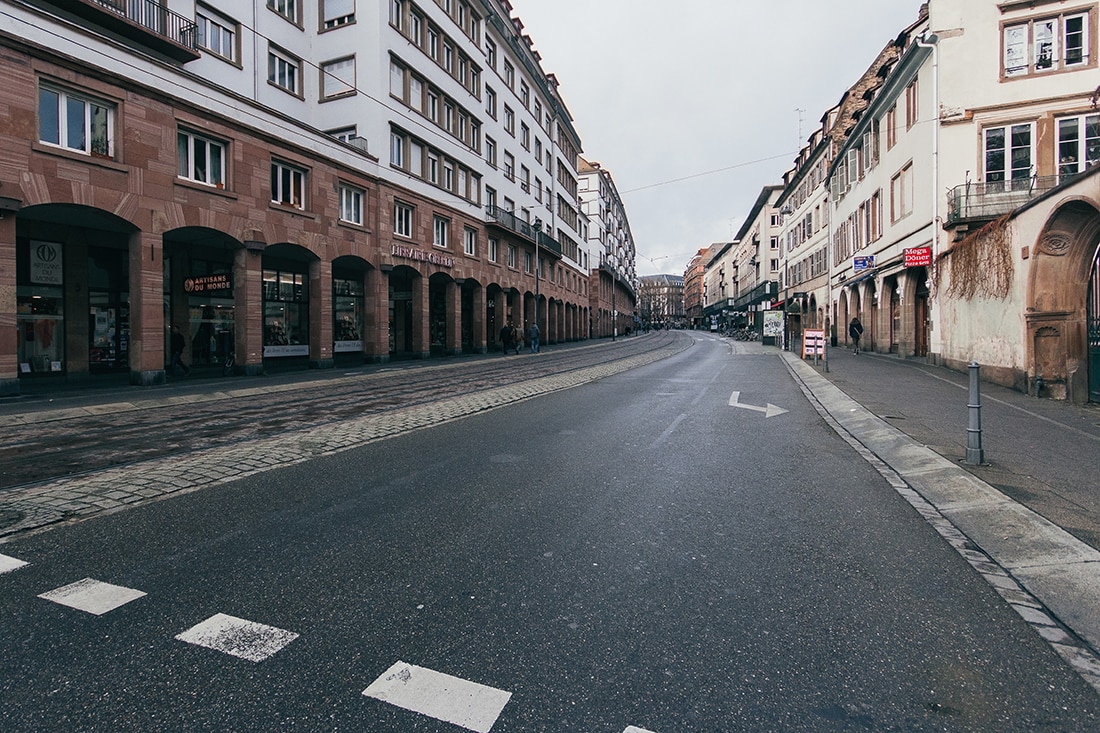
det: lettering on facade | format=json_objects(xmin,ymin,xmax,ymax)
[
  {"xmin": 853, "ymin": 255, "xmax": 875, "ymax": 272},
  {"xmin": 184, "ymin": 273, "xmax": 233, "ymax": 294},
  {"xmin": 391, "ymin": 243, "xmax": 455, "ymax": 268},
  {"xmin": 904, "ymin": 247, "xmax": 932, "ymax": 267},
  {"xmin": 30, "ymin": 240, "xmax": 63, "ymax": 285}
]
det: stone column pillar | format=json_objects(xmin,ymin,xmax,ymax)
[
  {"xmin": 471, "ymin": 285, "xmax": 485, "ymax": 354},
  {"xmin": 234, "ymin": 244, "xmax": 264, "ymax": 376},
  {"xmin": 0, "ymin": 213, "xmax": 18, "ymax": 395},
  {"xmin": 446, "ymin": 279, "xmax": 461, "ymax": 356},
  {"xmin": 309, "ymin": 258, "xmax": 333, "ymax": 369},
  {"xmin": 128, "ymin": 229, "xmax": 166, "ymax": 386},
  {"xmin": 364, "ymin": 266, "xmax": 389, "ymax": 363},
  {"xmin": 412, "ymin": 273, "xmax": 429, "ymax": 359}
]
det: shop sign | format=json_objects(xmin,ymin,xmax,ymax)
[
  {"xmin": 853, "ymin": 255, "xmax": 874, "ymax": 272},
  {"xmin": 803, "ymin": 329, "xmax": 826, "ymax": 357},
  {"xmin": 184, "ymin": 273, "xmax": 233, "ymax": 294},
  {"xmin": 30, "ymin": 240, "xmax": 63, "ymax": 285},
  {"xmin": 334, "ymin": 340, "xmax": 363, "ymax": 353},
  {"xmin": 263, "ymin": 344, "xmax": 309, "ymax": 357},
  {"xmin": 904, "ymin": 247, "xmax": 932, "ymax": 267},
  {"xmin": 392, "ymin": 243, "xmax": 455, "ymax": 268}
]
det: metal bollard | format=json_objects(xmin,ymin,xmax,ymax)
[{"xmin": 965, "ymin": 360, "xmax": 984, "ymax": 465}]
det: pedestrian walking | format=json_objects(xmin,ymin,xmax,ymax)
[
  {"xmin": 849, "ymin": 316, "xmax": 864, "ymax": 355},
  {"xmin": 528, "ymin": 321, "xmax": 540, "ymax": 354},
  {"xmin": 499, "ymin": 322, "xmax": 513, "ymax": 355},
  {"xmin": 170, "ymin": 325, "xmax": 191, "ymax": 375},
  {"xmin": 511, "ymin": 321, "xmax": 521, "ymax": 354}
]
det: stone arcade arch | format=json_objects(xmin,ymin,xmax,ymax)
[
  {"xmin": 1026, "ymin": 199, "xmax": 1100, "ymax": 402},
  {"xmin": 13, "ymin": 203, "xmax": 148, "ymax": 383}
]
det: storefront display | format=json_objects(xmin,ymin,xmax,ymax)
[
  {"xmin": 263, "ymin": 268, "xmax": 309, "ymax": 357},
  {"xmin": 333, "ymin": 276, "xmax": 364, "ymax": 354},
  {"xmin": 17, "ymin": 239, "xmax": 66, "ymax": 376}
]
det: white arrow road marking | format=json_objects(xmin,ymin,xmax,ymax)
[{"xmin": 728, "ymin": 391, "xmax": 788, "ymax": 418}]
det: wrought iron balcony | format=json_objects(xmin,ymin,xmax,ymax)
[
  {"xmin": 49, "ymin": 0, "xmax": 200, "ymax": 62},
  {"xmin": 484, "ymin": 205, "xmax": 563, "ymax": 257},
  {"xmin": 946, "ymin": 175, "xmax": 1065, "ymax": 226}
]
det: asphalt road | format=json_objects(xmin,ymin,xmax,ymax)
[{"xmin": 1, "ymin": 333, "xmax": 1098, "ymax": 731}]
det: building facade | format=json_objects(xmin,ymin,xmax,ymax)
[
  {"xmin": 637, "ymin": 274, "xmax": 684, "ymax": 330},
  {"xmin": 3, "ymin": 0, "xmax": 597, "ymax": 394},
  {"xmin": 579, "ymin": 157, "xmax": 637, "ymax": 338},
  {"xmin": 683, "ymin": 247, "xmax": 711, "ymax": 329}
]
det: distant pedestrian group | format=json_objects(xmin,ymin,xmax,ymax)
[{"xmin": 499, "ymin": 321, "xmax": 521, "ymax": 355}]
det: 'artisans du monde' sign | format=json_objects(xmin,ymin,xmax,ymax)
[{"xmin": 392, "ymin": 243, "xmax": 455, "ymax": 268}]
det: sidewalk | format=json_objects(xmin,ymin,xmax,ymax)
[{"xmin": 782, "ymin": 345, "xmax": 1100, "ymax": 691}]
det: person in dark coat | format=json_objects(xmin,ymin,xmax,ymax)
[
  {"xmin": 848, "ymin": 316, "xmax": 864, "ymax": 355},
  {"xmin": 170, "ymin": 325, "xmax": 191, "ymax": 375},
  {"xmin": 499, "ymin": 322, "xmax": 513, "ymax": 355}
]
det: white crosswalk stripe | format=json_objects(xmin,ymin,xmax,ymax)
[
  {"xmin": 38, "ymin": 578, "xmax": 146, "ymax": 615},
  {"xmin": 0, "ymin": 553, "xmax": 28, "ymax": 574},
  {"xmin": 175, "ymin": 612, "xmax": 299, "ymax": 662},
  {"xmin": 363, "ymin": 660, "xmax": 512, "ymax": 733},
  {"xmin": 624, "ymin": 726, "xmax": 658, "ymax": 733}
]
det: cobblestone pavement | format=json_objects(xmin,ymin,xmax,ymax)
[{"xmin": 0, "ymin": 340, "xmax": 687, "ymax": 539}]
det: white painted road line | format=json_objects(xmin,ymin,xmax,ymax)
[
  {"xmin": 0, "ymin": 553, "xmax": 28, "ymax": 574},
  {"xmin": 363, "ymin": 660, "xmax": 512, "ymax": 733},
  {"xmin": 624, "ymin": 727, "xmax": 658, "ymax": 733},
  {"xmin": 175, "ymin": 613, "xmax": 299, "ymax": 662},
  {"xmin": 38, "ymin": 578, "xmax": 146, "ymax": 615}
]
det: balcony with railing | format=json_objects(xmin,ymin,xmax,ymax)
[
  {"xmin": 946, "ymin": 175, "xmax": 1067, "ymax": 227},
  {"xmin": 48, "ymin": 0, "xmax": 200, "ymax": 62},
  {"xmin": 484, "ymin": 205, "xmax": 563, "ymax": 258}
]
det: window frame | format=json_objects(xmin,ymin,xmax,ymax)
[
  {"xmin": 433, "ymin": 215, "xmax": 450, "ymax": 248},
  {"xmin": 321, "ymin": 56, "xmax": 356, "ymax": 100},
  {"xmin": 268, "ymin": 46, "xmax": 302, "ymax": 95},
  {"xmin": 339, "ymin": 183, "xmax": 364, "ymax": 225},
  {"xmin": 464, "ymin": 227, "xmax": 477, "ymax": 256},
  {"xmin": 267, "ymin": 0, "xmax": 298, "ymax": 24},
  {"xmin": 1003, "ymin": 11, "xmax": 1093, "ymax": 78},
  {"xmin": 271, "ymin": 159, "xmax": 307, "ymax": 209},
  {"xmin": 38, "ymin": 84, "xmax": 115, "ymax": 158},
  {"xmin": 177, "ymin": 128, "xmax": 226, "ymax": 187},
  {"xmin": 321, "ymin": 0, "xmax": 355, "ymax": 29},
  {"xmin": 196, "ymin": 4, "xmax": 238, "ymax": 61},
  {"xmin": 394, "ymin": 201, "xmax": 414, "ymax": 237}
]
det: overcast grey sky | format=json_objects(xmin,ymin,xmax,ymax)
[{"xmin": 512, "ymin": 0, "xmax": 925, "ymax": 276}]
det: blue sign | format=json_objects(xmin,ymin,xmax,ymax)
[{"xmin": 853, "ymin": 255, "xmax": 875, "ymax": 272}]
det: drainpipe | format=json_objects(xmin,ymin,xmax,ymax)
[{"xmin": 915, "ymin": 31, "xmax": 940, "ymax": 355}]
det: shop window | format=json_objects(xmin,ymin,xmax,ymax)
[
  {"xmin": 263, "ymin": 269, "xmax": 309, "ymax": 356},
  {"xmin": 17, "ymin": 240, "xmax": 66, "ymax": 375},
  {"xmin": 333, "ymin": 276, "xmax": 364, "ymax": 353},
  {"xmin": 38, "ymin": 85, "xmax": 114, "ymax": 158}
]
